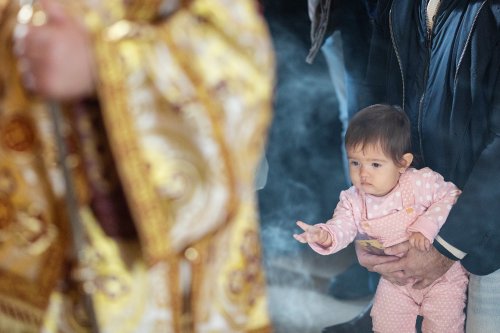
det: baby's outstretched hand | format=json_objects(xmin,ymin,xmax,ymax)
[
  {"xmin": 409, "ymin": 232, "xmax": 431, "ymax": 251},
  {"xmin": 293, "ymin": 221, "xmax": 332, "ymax": 247}
]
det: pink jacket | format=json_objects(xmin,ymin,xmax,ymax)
[{"xmin": 310, "ymin": 167, "xmax": 461, "ymax": 255}]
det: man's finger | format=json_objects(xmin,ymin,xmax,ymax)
[
  {"xmin": 377, "ymin": 270, "xmax": 408, "ymax": 286},
  {"xmin": 412, "ymin": 278, "xmax": 433, "ymax": 290},
  {"xmin": 384, "ymin": 240, "xmax": 411, "ymax": 256},
  {"xmin": 374, "ymin": 259, "xmax": 408, "ymax": 275}
]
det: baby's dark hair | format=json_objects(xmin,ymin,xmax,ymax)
[{"xmin": 345, "ymin": 104, "xmax": 411, "ymax": 167}]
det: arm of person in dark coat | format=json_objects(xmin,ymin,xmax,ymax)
[
  {"xmin": 434, "ymin": 62, "xmax": 500, "ymax": 276},
  {"xmin": 368, "ymin": 48, "xmax": 500, "ymax": 286}
]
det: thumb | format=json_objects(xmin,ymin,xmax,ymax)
[
  {"xmin": 412, "ymin": 278, "xmax": 429, "ymax": 290},
  {"xmin": 384, "ymin": 240, "xmax": 410, "ymax": 256},
  {"xmin": 39, "ymin": 0, "xmax": 69, "ymax": 24}
]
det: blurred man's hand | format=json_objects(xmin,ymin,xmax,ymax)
[{"xmin": 14, "ymin": 0, "xmax": 96, "ymax": 101}]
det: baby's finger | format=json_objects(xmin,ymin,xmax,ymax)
[
  {"xmin": 296, "ymin": 220, "xmax": 311, "ymax": 231},
  {"xmin": 409, "ymin": 237, "xmax": 415, "ymax": 248},
  {"xmin": 293, "ymin": 233, "xmax": 307, "ymax": 243}
]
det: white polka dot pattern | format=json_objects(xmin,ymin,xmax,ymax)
[
  {"xmin": 306, "ymin": 167, "xmax": 466, "ymax": 333},
  {"xmin": 308, "ymin": 168, "xmax": 461, "ymax": 257},
  {"xmin": 372, "ymin": 262, "xmax": 468, "ymax": 333}
]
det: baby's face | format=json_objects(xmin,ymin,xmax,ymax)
[{"xmin": 347, "ymin": 144, "xmax": 402, "ymax": 197}]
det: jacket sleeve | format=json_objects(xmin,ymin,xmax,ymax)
[
  {"xmin": 309, "ymin": 189, "xmax": 359, "ymax": 255},
  {"xmin": 407, "ymin": 169, "xmax": 461, "ymax": 242},
  {"xmin": 435, "ymin": 43, "xmax": 500, "ymax": 275}
]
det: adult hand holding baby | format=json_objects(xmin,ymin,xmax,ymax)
[{"xmin": 360, "ymin": 241, "xmax": 455, "ymax": 289}]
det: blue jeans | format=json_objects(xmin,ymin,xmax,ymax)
[
  {"xmin": 321, "ymin": 33, "xmax": 350, "ymax": 186},
  {"xmin": 466, "ymin": 269, "xmax": 500, "ymax": 332}
]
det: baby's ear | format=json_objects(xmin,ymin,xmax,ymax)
[{"xmin": 399, "ymin": 153, "xmax": 414, "ymax": 172}]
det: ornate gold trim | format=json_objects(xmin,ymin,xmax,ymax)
[{"xmin": 92, "ymin": 33, "xmax": 172, "ymax": 265}]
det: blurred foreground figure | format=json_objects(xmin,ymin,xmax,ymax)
[{"xmin": 0, "ymin": 0, "xmax": 275, "ymax": 332}]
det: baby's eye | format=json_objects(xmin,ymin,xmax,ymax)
[
  {"xmin": 372, "ymin": 163, "xmax": 382, "ymax": 168},
  {"xmin": 350, "ymin": 161, "xmax": 359, "ymax": 167}
]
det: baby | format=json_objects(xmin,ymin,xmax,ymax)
[{"xmin": 293, "ymin": 104, "xmax": 468, "ymax": 333}]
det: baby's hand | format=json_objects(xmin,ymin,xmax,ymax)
[
  {"xmin": 293, "ymin": 220, "xmax": 332, "ymax": 247},
  {"xmin": 409, "ymin": 232, "xmax": 431, "ymax": 251}
]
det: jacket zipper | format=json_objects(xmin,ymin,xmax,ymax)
[
  {"xmin": 416, "ymin": 10, "xmax": 435, "ymax": 166},
  {"xmin": 390, "ymin": 1, "xmax": 485, "ymax": 163},
  {"xmin": 454, "ymin": 1, "xmax": 486, "ymax": 85},
  {"xmin": 389, "ymin": 8, "xmax": 405, "ymax": 111}
]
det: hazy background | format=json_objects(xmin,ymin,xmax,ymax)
[
  {"xmin": 258, "ymin": 0, "xmax": 345, "ymax": 259},
  {"xmin": 256, "ymin": 2, "xmax": 367, "ymax": 332}
]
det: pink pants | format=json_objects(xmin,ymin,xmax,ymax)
[{"xmin": 371, "ymin": 262, "xmax": 468, "ymax": 333}]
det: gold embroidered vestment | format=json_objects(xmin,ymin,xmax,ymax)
[{"xmin": 0, "ymin": 0, "xmax": 275, "ymax": 332}]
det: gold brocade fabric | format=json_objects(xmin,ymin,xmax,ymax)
[{"xmin": 0, "ymin": 0, "xmax": 275, "ymax": 332}]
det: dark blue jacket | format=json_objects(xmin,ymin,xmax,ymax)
[{"xmin": 367, "ymin": 0, "xmax": 500, "ymax": 275}]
